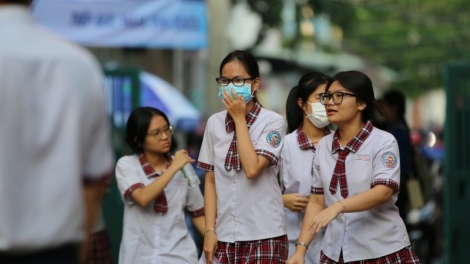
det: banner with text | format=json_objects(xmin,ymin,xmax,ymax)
[{"xmin": 32, "ymin": 0, "xmax": 208, "ymax": 49}]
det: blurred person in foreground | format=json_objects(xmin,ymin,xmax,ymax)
[
  {"xmin": 381, "ymin": 90, "xmax": 412, "ymax": 221},
  {"xmin": 0, "ymin": 1, "xmax": 114, "ymax": 263}
]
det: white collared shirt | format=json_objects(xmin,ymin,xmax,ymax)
[
  {"xmin": 115, "ymin": 155, "xmax": 204, "ymax": 264},
  {"xmin": 0, "ymin": 6, "xmax": 113, "ymax": 253},
  {"xmin": 197, "ymin": 108, "xmax": 287, "ymax": 242},
  {"xmin": 280, "ymin": 131, "xmax": 323, "ymax": 263},
  {"xmin": 312, "ymin": 127, "xmax": 410, "ymax": 262}
]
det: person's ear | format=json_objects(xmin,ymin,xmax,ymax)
[
  {"xmin": 134, "ymin": 137, "xmax": 142, "ymax": 147},
  {"xmin": 357, "ymin": 101, "xmax": 367, "ymax": 111},
  {"xmin": 297, "ymin": 98, "xmax": 304, "ymax": 109},
  {"xmin": 251, "ymin": 77, "xmax": 260, "ymax": 93}
]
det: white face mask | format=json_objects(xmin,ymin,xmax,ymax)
[{"xmin": 304, "ymin": 102, "xmax": 329, "ymax": 128}]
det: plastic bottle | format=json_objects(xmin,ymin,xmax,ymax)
[{"xmin": 181, "ymin": 163, "xmax": 200, "ymax": 187}]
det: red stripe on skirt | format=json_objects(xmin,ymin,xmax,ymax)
[
  {"xmin": 215, "ymin": 235, "xmax": 288, "ymax": 264},
  {"xmin": 86, "ymin": 229, "xmax": 113, "ymax": 264},
  {"xmin": 320, "ymin": 246, "xmax": 420, "ymax": 264}
]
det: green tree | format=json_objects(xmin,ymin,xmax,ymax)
[
  {"xmin": 343, "ymin": 0, "xmax": 470, "ymax": 97},
  {"xmin": 244, "ymin": 0, "xmax": 470, "ymax": 97}
]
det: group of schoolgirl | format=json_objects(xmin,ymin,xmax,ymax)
[{"xmin": 114, "ymin": 50, "xmax": 420, "ymax": 264}]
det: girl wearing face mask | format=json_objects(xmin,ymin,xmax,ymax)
[
  {"xmin": 197, "ymin": 50, "xmax": 288, "ymax": 264},
  {"xmin": 280, "ymin": 72, "xmax": 332, "ymax": 263}
]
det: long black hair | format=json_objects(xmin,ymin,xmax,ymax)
[
  {"xmin": 326, "ymin": 70, "xmax": 382, "ymax": 123},
  {"xmin": 286, "ymin": 72, "xmax": 331, "ymax": 133},
  {"xmin": 124, "ymin": 107, "xmax": 171, "ymax": 154}
]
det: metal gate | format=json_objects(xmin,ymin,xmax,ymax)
[{"xmin": 443, "ymin": 62, "xmax": 470, "ymax": 263}]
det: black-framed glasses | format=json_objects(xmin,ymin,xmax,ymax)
[
  {"xmin": 147, "ymin": 125, "xmax": 174, "ymax": 140},
  {"xmin": 216, "ymin": 77, "xmax": 253, "ymax": 87},
  {"xmin": 320, "ymin": 92, "xmax": 356, "ymax": 105}
]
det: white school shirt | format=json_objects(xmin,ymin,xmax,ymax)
[
  {"xmin": 197, "ymin": 107, "xmax": 287, "ymax": 242},
  {"xmin": 115, "ymin": 155, "xmax": 205, "ymax": 264},
  {"xmin": 312, "ymin": 127, "xmax": 410, "ymax": 262},
  {"xmin": 280, "ymin": 129, "xmax": 325, "ymax": 263},
  {"xmin": 0, "ymin": 6, "xmax": 113, "ymax": 253}
]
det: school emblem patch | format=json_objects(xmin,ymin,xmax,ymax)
[
  {"xmin": 381, "ymin": 151, "xmax": 397, "ymax": 168},
  {"xmin": 266, "ymin": 131, "xmax": 281, "ymax": 148}
]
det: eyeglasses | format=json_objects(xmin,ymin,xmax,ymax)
[
  {"xmin": 215, "ymin": 77, "xmax": 253, "ymax": 87},
  {"xmin": 320, "ymin": 92, "xmax": 356, "ymax": 105},
  {"xmin": 147, "ymin": 125, "xmax": 174, "ymax": 140}
]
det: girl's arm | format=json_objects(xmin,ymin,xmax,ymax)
[
  {"xmin": 287, "ymin": 194, "xmax": 325, "ymax": 262},
  {"xmin": 233, "ymin": 119, "xmax": 271, "ymax": 179},
  {"xmin": 203, "ymin": 171, "xmax": 218, "ymax": 263},
  {"xmin": 131, "ymin": 150, "xmax": 194, "ymax": 207},
  {"xmin": 191, "ymin": 215, "xmax": 205, "ymax": 235},
  {"xmin": 307, "ymin": 185, "xmax": 394, "ymax": 234}
]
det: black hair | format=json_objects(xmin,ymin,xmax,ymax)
[
  {"xmin": 219, "ymin": 50, "xmax": 260, "ymax": 79},
  {"xmin": 286, "ymin": 72, "xmax": 331, "ymax": 133},
  {"xmin": 327, "ymin": 70, "xmax": 382, "ymax": 123},
  {"xmin": 124, "ymin": 107, "xmax": 171, "ymax": 154},
  {"xmin": 382, "ymin": 90, "xmax": 406, "ymax": 118}
]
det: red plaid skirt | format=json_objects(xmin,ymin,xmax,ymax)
[
  {"xmin": 86, "ymin": 229, "xmax": 113, "ymax": 264},
  {"xmin": 215, "ymin": 235, "xmax": 288, "ymax": 264},
  {"xmin": 320, "ymin": 246, "xmax": 420, "ymax": 264}
]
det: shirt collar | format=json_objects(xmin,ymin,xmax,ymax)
[
  {"xmin": 332, "ymin": 120, "xmax": 373, "ymax": 154},
  {"xmin": 139, "ymin": 153, "xmax": 173, "ymax": 179},
  {"xmin": 225, "ymin": 99, "xmax": 262, "ymax": 133},
  {"xmin": 296, "ymin": 125, "xmax": 332, "ymax": 151}
]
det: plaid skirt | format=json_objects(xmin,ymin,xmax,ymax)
[
  {"xmin": 320, "ymin": 246, "xmax": 420, "ymax": 264},
  {"xmin": 86, "ymin": 229, "xmax": 113, "ymax": 264},
  {"xmin": 215, "ymin": 235, "xmax": 288, "ymax": 264}
]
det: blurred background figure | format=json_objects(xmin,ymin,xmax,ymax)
[
  {"xmin": 381, "ymin": 90, "xmax": 412, "ymax": 221},
  {"xmin": 0, "ymin": 1, "xmax": 114, "ymax": 263}
]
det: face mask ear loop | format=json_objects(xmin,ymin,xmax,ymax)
[{"xmin": 304, "ymin": 102, "xmax": 313, "ymax": 117}]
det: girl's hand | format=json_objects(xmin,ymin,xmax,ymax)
[
  {"xmin": 286, "ymin": 251, "xmax": 305, "ymax": 264},
  {"xmin": 283, "ymin": 193, "xmax": 309, "ymax": 213},
  {"xmin": 203, "ymin": 231, "xmax": 218, "ymax": 264},
  {"xmin": 307, "ymin": 202, "xmax": 344, "ymax": 234},
  {"xmin": 172, "ymin": 149, "xmax": 195, "ymax": 170},
  {"xmin": 221, "ymin": 87, "xmax": 246, "ymax": 121}
]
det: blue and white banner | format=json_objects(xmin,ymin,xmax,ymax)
[{"xmin": 32, "ymin": 0, "xmax": 208, "ymax": 49}]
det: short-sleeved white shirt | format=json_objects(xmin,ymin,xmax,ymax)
[
  {"xmin": 115, "ymin": 155, "xmax": 204, "ymax": 264},
  {"xmin": 197, "ymin": 107, "xmax": 287, "ymax": 242},
  {"xmin": 280, "ymin": 128, "xmax": 326, "ymax": 263},
  {"xmin": 312, "ymin": 126, "xmax": 410, "ymax": 262},
  {"xmin": 0, "ymin": 6, "xmax": 113, "ymax": 253}
]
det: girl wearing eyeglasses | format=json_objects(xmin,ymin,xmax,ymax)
[
  {"xmin": 197, "ymin": 50, "xmax": 288, "ymax": 263},
  {"xmin": 287, "ymin": 71, "xmax": 419, "ymax": 264},
  {"xmin": 280, "ymin": 72, "xmax": 332, "ymax": 264},
  {"xmin": 115, "ymin": 107, "xmax": 205, "ymax": 264}
]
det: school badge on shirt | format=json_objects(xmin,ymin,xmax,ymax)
[
  {"xmin": 381, "ymin": 151, "xmax": 397, "ymax": 168},
  {"xmin": 266, "ymin": 131, "xmax": 281, "ymax": 148}
]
